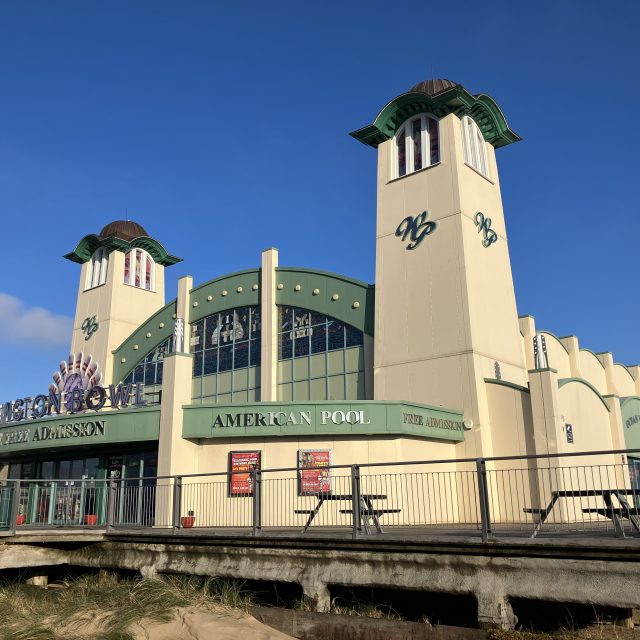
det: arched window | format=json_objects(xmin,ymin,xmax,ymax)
[
  {"xmin": 123, "ymin": 336, "xmax": 172, "ymax": 405},
  {"xmin": 394, "ymin": 114, "xmax": 439, "ymax": 178},
  {"xmin": 86, "ymin": 247, "xmax": 109, "ymax": 290},
  {"xmin": 277, "ymin": 306, "xmax": 366, "ymax": 401},
  {"xmin": 461, "ymin": 116, "xmax": 489, "ymax": 178},
  {"xmin": 124, "ymin": 249, "xmax": 155, "ymax": 291}
]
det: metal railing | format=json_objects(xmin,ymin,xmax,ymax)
[{"xmin": 2, "ymin": 449, "xmax": 639, "ymax": 541}]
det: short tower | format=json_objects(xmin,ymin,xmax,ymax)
[{"xmin": 64, "ymin": 220, "xmax": 181, "ymax": 385}]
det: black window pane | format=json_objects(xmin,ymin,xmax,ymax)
[
  {"xmin": 234, "ymin": 341, "xmax": 249, "ymax": 369},
  {"xmin": 218, "ymin": 313, "xmax": 236, "ymax": 346},
  {"xmin": 250, "ymin": 308, "xmax": 261, "ymax": 339},
  {"xmin": 124, "ymin": 373, "xmax": 133, "ymax": 385},
  {"xmin": 205, "ymin": 314, "xmax": 220, "ymax": 349},
  {"xmin": 279, "ymin": 306, "xmax": 293, "ymax": 331},
  {"xmin": 279, "ymin": 333, "xmax": 292, "ymax": 360},
  {"xmin": 311, "ymin": 324, "xmax": 327, "ymax": 353},
  {"xmin": 193, "ymin": 351, "xmax": 204, "ymax": 377},
  {"xmin": 328, "ymin": 320, "xmax": 345, "ymax": 350},
  {"xmin": 345, "ymin": 325, "xmax": 364, "ymax": 348},
  {"xmin": 218, "ymin": 345, "xmax": 233, "ymax": 372},
  {"xmin": 294, "ymin": 334, "xmax": 310, "ymax": 357},
  {"xmin": 397, "ymin": 128, "xmax": 406, "ymax": 177},
  {"xmin": 235, "ymin": 307, "xmax": 250, "ymax": 342},
  {"xmin": 311, "ymin": 311, "xmax": 326, "ymax": 326},
  {"xmin": 134, "ymin": 363, "xmax": 144, "ymax": 383},
  {"xmin": 203, "ymin": 348, "xmax": 217, "ymax": 375},
  {"xmin": 144, "ymin": 362, "xmax": 155, "ymax": 384},
  {"xmin": 249, "ymin": 339, "xmax": 260, "ymax": 366},
  {"xmin": 190, "ymin": 320, "xmax": 204, "ymax": 352},
  {"xmin": 156, "ymin": 361, "xmax": 163, "ymax": 384}
]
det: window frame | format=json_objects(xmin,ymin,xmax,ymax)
[
  {"xmin": 124, "ymin": 248, "xmax": 156, "ymax": 292},
  {"xmin": 392, "ymin": 113, "xmax": 440, "ymax": 180},
  {"xmin": 85, "ymin": 247, "xmax": 109, "ymax": 290},
  {"xmin": 461, "ymin": 115, "xmax": 490, "ymax": 179}
]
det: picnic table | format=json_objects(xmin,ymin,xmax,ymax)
[
  {"xmin": 524, "ymin": 488, "xmax": 640, "ymax": 538},
  {"xmin": 295, "ymin": 493, "xmax": 400, "ymax": 534}
]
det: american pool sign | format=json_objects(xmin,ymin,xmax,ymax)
[{"xmin": 0, "ymin": 353, "xmax": 146, "ymax": 426}]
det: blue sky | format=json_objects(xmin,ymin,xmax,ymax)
[{"xmin": 0, "ymin": 1, "xmax": 638, "ymax": 399}]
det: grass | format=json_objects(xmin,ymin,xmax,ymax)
[{"xmin": 0, "ymin": 571, "xmax": 254, "ymax": 640}]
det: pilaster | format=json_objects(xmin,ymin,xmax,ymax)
[
  {"xmin": 596, "ymin": 352, "xmax": 618, "ymax": 396},
  {"xmin": 518, "ymin": 316, "xmax": 536, "ymax": 372},
  {"xmin": 260, "ymin": 248, "xmax": 279, "ymax": 401},
  {"xmin": 559, "ymin": 336, "xmax": 582, "ymax": 379},
  {"xmin": 528, "ymin": 368, "xmax": 562, "ymax": 458},
  {"xmin": 627, "ymin": 365, "xmax": 640, "ymax": 396}
]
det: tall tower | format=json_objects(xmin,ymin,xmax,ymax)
[
  {"xmin": 351, "ymin": 79, "xmax": 526, "ymax": 456},
  {"xmin": 64, "ymin": 220, "xmax": 181, "ymax": 385}
]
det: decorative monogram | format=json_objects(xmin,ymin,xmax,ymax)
[
  {"xmin": 474, "ymin": 212, "xmax": 498, "ymax": 247},
  {"xmin": 395, "ymin": 211, "xmax": 437, "ymax": 250},
  {"xmin": 81, "ymin": 316, "xmax": 99, "ymax": 341}
]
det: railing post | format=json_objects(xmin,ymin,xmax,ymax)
[
  {"xmin": 351, "ymin": 465, "xmax": 362, "ymax": 539},
  {"xmin": 172, "ymin": 476, "xmax": 182, "ymax": 532},
  {"xmin": 8, "ymin": 480, "xmax": 20, "ymax": 536},
  {"xmin": 252, "ymin": 470, "xmax": 262, "ymax": 536},
  {"xmin": 476, "ymin": 459, "xmax": 492, "ymax": 542},
  {"xmin": 106, "ymin": 480, "xmax": 117, "ymax": 532}
]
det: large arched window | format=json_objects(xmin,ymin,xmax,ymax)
[
  {"xmin": 124, "ymin": 249, "xmax": 155, "ymax": 291},
  {"xmin": 85, "ymin": 247, "xmax": 109, "ymax": 290},
  {"xmin": 394, "ymin": 114, "xmax": 439, "ymax": 178},
  {"xmin": 191, "ymin": 306, "xmax": 261, "ymax": 404},
  {"xmin": 461, "ymin": 116, "xmax": 489, "ymax": 178},
  {"xmin": 277, "ymin": 306, "xmax": 366, "ymax": 401},
  {"xmin": 123, "ymin": 336, "xmax": 173, "ymax": 405}
]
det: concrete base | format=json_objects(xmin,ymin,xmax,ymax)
[{"xmin": 2, "ymin": 534, "xmax": 640, "ymax": 630}]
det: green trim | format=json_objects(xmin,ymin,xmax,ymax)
[
  {"xmin": 64, "ymin": 234, "xmax": 182, "ymax": 266},
  {"xmin": 558, "ymin": 378, "xmax": 610, "ymax": 412},
  {"xmin": 350, "ymin": 84, "xmax": 521, "ymax": 149},
  {"xmin": 484, "ymin": 378, "xmax": 530, "ymax": 393},
  {"xmin": 620, "ymin": 396, "xmax": 640, "ymax": 407},
  {"xmin": 538, "ymin": 330, "xmax": 571, "ymax": 357},
  {"xmin": 528, "ymin": 368, "xmax": 558, "ymax": 374},
  {"xmin": 275, "ymin": 267, "xmax": 375, "ymax": 337},
  {"xmin": 112, "ymin": 300, "xmax": 177, "ymax": 382},
  {"xmin": 579, "ymin": 348, "xmax": 606, "ymax": 369},
  {"xmin": 183, "ymin": 400, "xmax": 464, "ymax": 442},
  {"xmin": 189, "ymin": 269, "xmax": 261, "ymax": 324}
]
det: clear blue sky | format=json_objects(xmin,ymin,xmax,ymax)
[{"xmin": 0, "ymin": 1, "xmax": 638, "ymax": 399}]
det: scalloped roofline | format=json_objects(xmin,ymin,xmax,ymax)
[
  {"xmin": 64, "ymin": 234, "xmax": 182, "ymax": 267},
  {"xmin": 350, "ymin": 84, "xmax": 521, "ymax": 149}
]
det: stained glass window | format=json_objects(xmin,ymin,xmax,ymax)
[
  {"xmin": 123, "ymin": 336, "xmax": 173, "ymax": 405},
  {"xmin": 124, "ymin": 249, "xmax": 155, "ymax": 291},
  {"xmin": 395, "ymin": 114, "xmax": 439, "ymax": 178}
]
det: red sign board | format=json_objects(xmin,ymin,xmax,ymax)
[
  {"xmin": 298, "ymin": 449, "xmax": 331, "ymax": 495},
  {"xmin": 229, "ymin": 450, "xmax": 261, "ymax": 496}
]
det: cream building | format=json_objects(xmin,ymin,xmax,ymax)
[{"xmin": 1, "ymin": 78, "xmax": 638, "ymax": 527}]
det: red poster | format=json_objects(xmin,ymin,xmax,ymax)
[
  {"xmin": 298, "ymin": 449, "xmax": 331, "ymax": 495},
  {"xmin": 229, "ymin": 451, "xmax": 261, "ymax": 496}
]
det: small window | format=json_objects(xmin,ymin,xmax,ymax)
[
  {"xmin": 394, "ymin": 114, "xmax": 439, "ymax": 179},
  {"xmin": 461, "ymin": 116, "xmax": 489, "ymax": 178},
  {"xmin": 124, "ymin": 248, "xmax": 155, "ymax": 291},
  {"xmin": 85, "ymin": 248, "xmax": 109, "ymax": 290}
]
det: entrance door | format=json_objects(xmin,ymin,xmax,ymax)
[{"xmin": 114, "ymin": 452, "xmax": 157, "ymax": 526}]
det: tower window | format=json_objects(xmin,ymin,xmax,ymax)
[
  {"xmin": 124, "ymin": 249, "xmax": 155, "ymax": 291},
  {"xmin": 461, "ymin": 116, "xmax": 489, "ymax": 178},
  {"xmin": 394, "ymin": 114, "xmax": 439, "ymax": 179},
  {"xmin": 85, "ymin": 248, "xmax": 109, "ymax": 290}
]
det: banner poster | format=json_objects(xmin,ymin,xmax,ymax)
[
  {"xmin": 229, "ymin": 450, "xmax": 261, "ymax": 496},
  {"xmin": 298, "ymin": 449, "xmax": 331, "ymax": 496}
]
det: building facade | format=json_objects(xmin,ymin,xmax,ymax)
[{"xmin": 1, "ymin": 79, "xmax": 639, "ymax": 526}]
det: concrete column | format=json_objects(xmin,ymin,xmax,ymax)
[
  {"xmin": 260, "ymin": 248, "xmax": 278, "ymax": 402},
  {"xmin": 156, "ymin": 276, "xmax": 198, "ymax": 525},
  {"xmin": 518, "ymin": 315, "xmax": 537, "ymax": 372},
  {"xmin": 301, "ymin": 581, "xmax": 330, "ymax": 613},
  {"xmin": 627, "ymin": 365, "xmax": 640, "ymax": 396},
  {"xmin": 476, "ymin": 593, "xmax": 516, "ymax": 630},
  {"xmin": 528, "ymin": 368, "xmax": 562, "ymax": 457},
  {"xmin": 560, "ymin": 336, "xmax": 582, "ymax": 378},
  {"xmin": 597, "ymin": 352, "xmax": 618, "ymax": 396}
]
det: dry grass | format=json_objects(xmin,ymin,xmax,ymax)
[{"xmin": 0, "ymin": 571, "xmax": 254, "ymax": 640}]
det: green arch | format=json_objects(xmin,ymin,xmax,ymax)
[
  {"xmin": 275, "ymin": 267, "xmax": 374, "ymax": 336},
  {"xmin": 350, "ymin": 84, "xmax": 521, "ymax": 149},
  {"xmin": 558, "ymin": 377, "xmax": 610, "ymax": 412}
]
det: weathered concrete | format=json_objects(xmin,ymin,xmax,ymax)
[{"xmin": 1, "ymin": 534, "xmax": 640, "ymax": 629}]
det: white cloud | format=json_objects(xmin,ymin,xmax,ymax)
[{"xmin": 0, "ymin": 293, "xmax": 72, "ymax": 346}]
